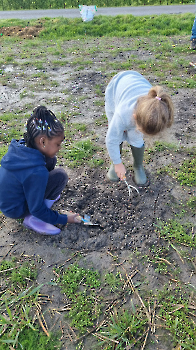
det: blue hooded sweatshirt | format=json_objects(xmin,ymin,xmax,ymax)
[{"xmin": 0, "ymin": 139, "xmax": 68, "ymax": 225}]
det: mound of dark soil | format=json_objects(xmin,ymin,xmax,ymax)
[{"xmin": 47, "ymin": 168, "xmax": 177, "ymax": 252}]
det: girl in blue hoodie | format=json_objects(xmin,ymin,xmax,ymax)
[{"xmin": 0, "ymin": 106, "xmax": 81, "ymax": 235}]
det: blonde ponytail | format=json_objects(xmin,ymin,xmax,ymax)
[{"xmin": 134, "ymin": 86, "xmax": 174, "ymax": 135}]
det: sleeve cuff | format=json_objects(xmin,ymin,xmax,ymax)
[{"xmin": 57, "ymin": 214, "xmax": 68, "ymax": 225}]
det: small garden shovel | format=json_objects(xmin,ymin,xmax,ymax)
[{"xmin": 79, "ymin": 214, "xmax": 103, "ymax": 228}]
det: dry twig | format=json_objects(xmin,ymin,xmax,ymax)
[
  {"xmin": 124, "ymin": 270, "xmax": 151, "ymax": 323},
  {"xmin": 36, "ymin": 310, "xmax": 49, "ymax": 337},
  {"xmin": 141, "ymin": 327, "xmax": 150, "ymax": 350},
  {"xmin": 93, "ymin": 332, "xmax": 119, "ymax": 344}
]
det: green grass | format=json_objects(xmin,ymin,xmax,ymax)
[
  {"xmin": 4, "ymin": 327, "xmax": 62, "ymax": 350},
  {"xmin": 155, "ymin": 219, "xmax": 194, "ymax": 247},
  {"xmin": 145, "ymin": 141, "xmax": 179, "ymax": 163},
  {"xmin": 0, "ymin": 13, "xmax": 194, "ymax": 41},
  {"xmin": 186, "ymin": 197, "xmax": 196, "ymax": 212},
  {"xmin": 160, "ymin": 155, "xmax": 196, "ymax": 187},
  {"xmin": 157, "ymin": 285, "xmax": 196, "ymax": 349},
  {"xmin": 93, "ymin": 99, "xmax": 105, "ymax": 107},
  {"xmin": 37, "ymin": 14, "xmax": 194, "ymax": 40},
  {"xmin": 177, "ymin": 157, "xmax": 196, "ymax": 186},
  {"xmin": 97, "ymin": 309, "xmax": 148, "ymax": 349},
  {"xmin": 104, "ymin": 271, "xmax": 124, "ymax": 293},
  {"xmin": 0, "ymin": 145, "xmax": 9, "ymax": 162},
  {"xmin": 55, "ymin": 264, "xmax": 101, "ymax": 334},
  {"xmin": 0, "ymin": 257, "xmax": 61, "ymax": 349},
  {"xmin": 50, "ymin": 59, "xmax": 69, "ymax": 66},
  {"xmin": 95, "ymin": 114, "xmax": 108, "ymax": 127},
  {"xmin": 0, "ymin": 324, "xmax": 61, "ymax": 350},
  {"xmin": 0, "ymin": 257, "xmax": 40, "ymax": 347},
  {"xmin": 0, "ymin": 121, "xmax": 24, "ymax": 144},
  {"xmin": 61, "ymin": 138, "xmax": 104, "ymax": 168}
]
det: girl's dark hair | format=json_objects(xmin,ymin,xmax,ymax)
[{"xmin": 23, "ymin": 106, "xmax": 64, "ymax": 148}]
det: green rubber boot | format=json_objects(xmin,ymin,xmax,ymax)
[
  {"xmin": 107, "ymin": 143, "xmax": 123, "ymax": 182},
  {"xmin": 107, "ymin": 163, "xmax": 119, "ymax": 181},
  {"xmin": 131, "ymin": 145, "xmax": 147, "ymax": 185}
]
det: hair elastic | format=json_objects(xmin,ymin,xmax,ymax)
[{"xmin": 155, "ymin": 96, "xmax": 161, "ymax": 100}]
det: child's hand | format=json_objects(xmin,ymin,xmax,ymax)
[
  {"xmin": 67, "ymin": 213, "xmax": 82, "ymax": 224},
  {"xmin": 61, "ymin": 210, "xmax": 82, "ymax": 224},
  {"xmin": 114, "ymin": 163, "xmax": 126, "ymax": 180}
]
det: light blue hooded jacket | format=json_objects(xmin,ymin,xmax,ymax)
[{"xmin": 105, "ymin": 71, "xmax": 152, "ymax": 164}]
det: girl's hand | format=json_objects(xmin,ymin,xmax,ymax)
[
  {"xmin": 67, "ymin": 213, "xmax": 82, "ymax": 224},
  {"xmin": 114, "ymin": 163, "xmax": 126, "ymax": 180},
  {"xmin": 61, "ymin": 210, "xmax": 82, "ymax": 224}
]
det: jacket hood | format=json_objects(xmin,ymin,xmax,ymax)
[{"xmin": 1, "ymin": 139, "xmax": 46, "ymax": 171}]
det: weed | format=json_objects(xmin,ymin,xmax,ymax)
[
  {"xmin": 0, "ymin": 257, "xmax": 45, "ymax": 348},
  {"xmin": 0, "ymin": 259, "xmax": 15, "ymax": 274},
  {"xmin": 97, "ymin": 309, "xmax": 148, "ymax": 349},
  {"xmin": 0, "ymin": 120, "xmax": 24, "ymax": 144},
  {"xmin": 94, "ymin": 84, "xmax": 104, "ymax": 96},
  {"xmin": 93, "ymin": 99, "xmax": 105, "ymax": 107},
  {"xmin": 104, "ymin": 271, "xmax": 124, "ymax": 293},
  {"xmin": 95, "ymin": 114, "xmax": 108, "ymax": 127},
  {"xmin": 0, "ymin": 327, "xmax": 62, "ymax": 350},
  {"xmin": 51, "ymin": 59, "xmax": 68, "ymax": 66},
  {"xmin": 155, "ymin": 219, "xmax": 194, "ymax": 247},
  {"xmin": 147, "ymin": 245, "xmax": 180, "ymax": 277},
  {"xmin": 145, "ymin": 141, "xmax": 179, "ymax": 163},
  {"xmin": 57, "ymin": 120, "xmax": 88, "ymax": 150},
  {"xmin": 34, "ymin": 63, "xmax": 45, "ymax": 71},
  {"xmin": 50, "ymin": 80, "xmax": 59, "ymax": 87},
  {"xmin": 187, "ymin": 197, "xmax": 196, "ymax": 212},
  {"xmin": 71, "ymin": 59, "xmax": 92, "ymax": 67},
  {"xmin": 55, "ymin": 264, "xmax": 101, "ymax": 333},
  {"xmin": 161, "ymin": 154, "xmax": 196, "ymax": 187},
  {"xmin": 157, "ymin": 285, "xmax": 196, "ymax": 349},
  {"xmin": 62, "ymin": 139, "xmax": 103, "ymax": 168},
  {"xmin": 20, "ymin": 89, "xmax": 28, "ymax": 99},
  {"xmin": 30, "ymin": 72, "xmax": 49, "ymax": 80},
  {"xmin": 176, "ymin": 157, "xmax": 196, "ymax": 187},
  {"xmin": 10, "ymin": 261, "xmax": 37, "ymax": 288},
  {"xmin": 0, "ymin": 145, "xmax": 8, "ymax": 161},
  {"xmin": 0, "ymin": 256, "xmax": 63, "ymax": 349},
  {"xmin": 88, "ymin": 158, "xmax": 104, "ymax": 168}
]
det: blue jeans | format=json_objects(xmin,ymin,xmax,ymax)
[{"xmin": 191, "ymin": 16, "xmax": 196, "ymax": 40}]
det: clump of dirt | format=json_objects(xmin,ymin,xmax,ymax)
[{"xmin": 0, "ymin": 25, "xmax": 42, "ymax": 38}]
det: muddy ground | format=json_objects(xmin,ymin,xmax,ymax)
[{"xmin": 0, "ymin": 33, "xmax": 196, "ymax": 349}]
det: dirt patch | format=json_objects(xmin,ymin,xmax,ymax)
[
  {"xmin": 0, "ymin": 35, "xmax": 196, "ymax": 349},
  {"xmin": 0, "ymin": 24, "xmax": 42, "ymax": 38}
]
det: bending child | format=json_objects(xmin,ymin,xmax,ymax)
[
  {"xmin": 105, "ymin": 70, "xmax": 174, "ymax": 185},
  {"xmin": 0, "ymin": 106, "xmax": 81, "ymax": 235}
]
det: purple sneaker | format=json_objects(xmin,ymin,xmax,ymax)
[{"xmin": 23, "ymin": 215, "xmax": 61, "ymax": 235}]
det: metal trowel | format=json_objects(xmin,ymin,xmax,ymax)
[{"xmin": 79, "ymin": 214, "xmax": 103, "ymax": 228}]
